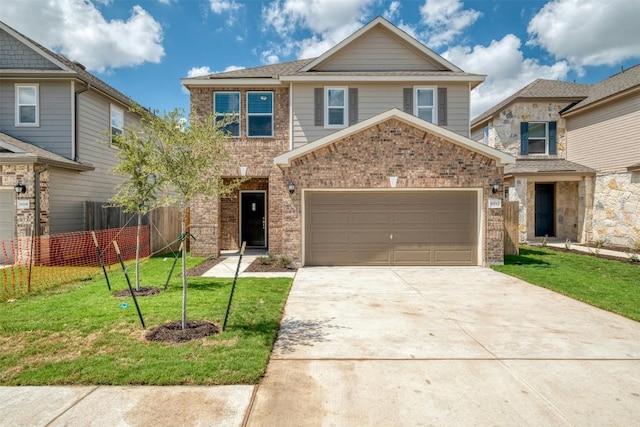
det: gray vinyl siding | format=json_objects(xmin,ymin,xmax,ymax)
[
  {"xmin": 292, "ymin": 82, "xmax": 470, "ymax": 148},
  {"xmin": 566, "ymin": 93, "xmax": 640, "ymax": 173},
  {"xmin": 314, "ymin": 26, "xmax": 444, "ymax": 71},
  {"xmin": 0, "ymin": 28, "xmax": 59, "ymax": 69},
  {"xmin": 0, "ymin": 80, "xmax": 73, "ymax": 158},
  {"xmin": 47, "ymin": 91, "xmax": 134, "ymax": 233}
]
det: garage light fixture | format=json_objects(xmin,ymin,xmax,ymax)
[
  {"xmin": 492, "ymin": 180, "xmax": 500, "ymax": 194},
  {"xmin": 288, "ymin": 182, "xmax": 295, "ymax": 194},
  {"xmin": 14, "ymin": 183, "xmax": 26, "ymax": 194}
]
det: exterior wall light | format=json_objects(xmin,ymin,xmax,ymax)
[
  {"xmin": 288, "ymin": 182, "xmax": 295, "ymax": 194},
  {"xmin": 14, "ymin": 183, "xmax": 26, "ymax": 194},
  {"xmin": 492, "ymin": 180, "xmax": 500, "ymax": 194}
]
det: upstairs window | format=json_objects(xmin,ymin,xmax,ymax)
[
  {"xmin": 325, "ymin": 87, "xmax": 347, "ymax": 128},
  {"xmin": 415, "ymin": 87, "xmax": 437, "ymax": 123},
  {"xmin": 214, "ymin": 92, "xmax": 240, "ymax": 137},
  {"xmin": 16, "ymin": 84, "xmax": 39, "ymax": 126},
  {"xmin": 520, "ymin": 121, "xmax": 557, "ymax": 155},
  {"xmin": 110, "ymin": 105, "xmax": 124, "ymax": 141},
  {"xmin": 247, "ymin": 91, "xmax": 273, "ymax": 137}
]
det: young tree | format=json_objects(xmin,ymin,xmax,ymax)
[
  {"xmin": 110, "ymin": 116, "xmax": 162, "ymax": 291},
  {"xmin": 143, "ymin": 107, "xmax": 241, "ymax": 329}
]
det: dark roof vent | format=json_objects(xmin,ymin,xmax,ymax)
[{"xmin": 73, "ymin": 61, "xmax": 86, "ymax": 70}]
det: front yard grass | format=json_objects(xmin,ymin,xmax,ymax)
[
  {"xmin": 0, "ymin": 255, "xmax": 293, "ymax": 385},
  {"xmin": 492, "ymin": 246, "xmax": 640, "ymax": 322}
]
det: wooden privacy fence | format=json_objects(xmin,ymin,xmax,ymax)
[
  {"xmin": 504, "ymin": 201, "xmax": 519, "ymax": 256},
  {"xmin": 85, "ymin": 203, "xmax": 188, "ymax": 255}
]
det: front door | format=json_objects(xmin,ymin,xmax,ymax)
[
  {"xmin": 240, "ymin": 192, "xmax": 266, "ymax": 247},
  {"xmin": 535, "ymin": 183, "xmax": 555, "ymax": 237}
]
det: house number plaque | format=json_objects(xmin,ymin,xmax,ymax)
[
  {"xmin": 488, "ymin": 199, "xmax": 502, "ymax": 209},
  {"xmin": 17, "ymin": 200, "xmax": 30, "ymax": 209}
]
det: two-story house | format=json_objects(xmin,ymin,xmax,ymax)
[
  {"xmin": 0, "ymin": 21, "xmax": 139, "ymax": 261},
  {"xmin": 182, "ymin": 17, "xmax": 514, "ymax": 267},
  {"xmin": 470, "ymin": 79, "xmax": 595, "ymax": 243},
  {"xmin": 471, "ymin": 66, "xmax": 640, "ymax": 248},
  {"xmin": 563, "ymin": 65, "xmax": 640, "ymax": 248}
]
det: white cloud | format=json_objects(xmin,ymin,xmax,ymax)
[
  {"xmin": 0, "ymin": 0, "xmax": 164, "ymax": 73},
  {"xmin": 261, "ymin": 0, "xmax": 375, "ymax": 61},
  {"xmin": 187, "ymin": 66, "xmax": 213, "ymax": 77},
  {"xmin": 443, "ymin": 35, "xmax": 570, "ymax": 118},
  {"xmin": 209, "ymin": 0, "xmax": 241, "ymax": 14},
  {"xmin": 383, "ymin": 1, "xmax": 401, "ymax": 21},
  {"xmin": 419, "ymin": 0, "xmax": 481, "ymax": 48},
  {"xmin": 527, "ymin": 0, "xmax": 640, "ymax": 68}
]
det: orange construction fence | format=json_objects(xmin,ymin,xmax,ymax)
[{"xmin": 1, "ymin": 226, "xmax": 149, "ymax": 301}]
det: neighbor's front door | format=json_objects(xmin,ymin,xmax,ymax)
[
  {"xmin": 240, "ymin": 192, "xmax": 266, "ymax": 247},
  {"xmin": 535, "ymin": 183, "xmax": 555, "ymax": 237}
]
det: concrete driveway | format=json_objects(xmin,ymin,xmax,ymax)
[{"xmin": 247, "ymin": 267, "xmax": 640, "ymax": 426}]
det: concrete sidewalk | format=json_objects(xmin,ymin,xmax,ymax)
[
  {"xmin": 201, "ymin": 251, "xmax": 296, "ymax": 279},
  {"xmin": 2, "ymin": 267, "xmax": 639, "ymax": 426}
]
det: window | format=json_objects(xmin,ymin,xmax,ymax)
[
  {"xmin": 247, "ymin": 91, "xmax": 273, "ymax": 137},
  {"xmin": 214, "ymin": 92, "xmax": 240, "ymax": 137},
  {"xmin": 483, "ymin": 126, "xmax": 489, "ymax": 145},
  {"xmin": 520, "ymin": 121, "xmax": 557, "ymax": 155},
  {"xmin": 325, "ymin": 87, "xmax": 347, "ymax": 127},
  {"xmin": 415, "ymin": 87, "xmax": 437, "ymax": 123},
  {"xmin": 16, "ymin": 84, "xmax": 39, "ymax": 126},
  {"xmin": 110, "ymin": 105, "xmax": 123, "ymax": 141}
]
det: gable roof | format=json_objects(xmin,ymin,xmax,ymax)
[
  {"xmin": 300, "ymin": 16, "xmax": 462, "ymax": 73},
  {"xmin": 504, "ymin": 158, "xmax": 595, "ymax": 176},
  {"xmin": 0, "ymin": 21, "xmax": 135, "ymax": 108},
  {"xmin": 562, "ymin": 64, "xmax": 640, "ymax": 116},
  {"xmin": 0, "ymin": 132, "xmax": 93, "ymax": 171},
  {"xmin": 182, "ymin": 17, "xmax": 485, "ymax": 89},
  {"xmin": 274, "ymin": 108, "xmax": 515, "ymax": 168},
  {"xmin": 471, "ymin": 79, "xmax": 590, "ymax": 128}
]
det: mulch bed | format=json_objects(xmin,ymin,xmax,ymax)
[
  {"xmin": 113, "ymin": 286, "xmax": 162, "ymax": 297},
  {"xmin": 245, "ymin": 258, "xmax": 297, "ymax": 273},
  {"xmin": 184, "ymin": 256, "xmax": 224, "ymax": 276},
  {"xmin": 145, "ymin": 320, "xmax": 219, "ymax": 343}
]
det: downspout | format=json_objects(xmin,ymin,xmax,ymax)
[
  {"xmin": 34, "ymin": 165, "xmax": 48, "ymax": 238},
  {"xmin": 74, "ymin": 82, "xmax": 91, "ymax": 162},
  {"xmin": 289, "ymin": 82, "xmax": 293, "ymax": 151}
]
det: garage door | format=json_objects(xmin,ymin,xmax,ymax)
[{"xmin": 305, "ymin": 191, "xmax": 478, "ymax": 266}]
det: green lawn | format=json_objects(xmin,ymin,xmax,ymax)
[
  {"xmin": 492, "ymin": 246, "xmax": 640, "ymax": 322},
  {"xmin": 0, "ymin": 256, "xmax": 293, "ymax": 385}
]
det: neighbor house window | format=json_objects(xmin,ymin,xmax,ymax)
[
  {"xmin": 110, "ymin": 105, "xmax": 124, "ymax": 141},
  {"xmin": 16, "ymin": 84, "xmax": 39, "ymax": 126},
  {"xmin": 214, "ymin": 92, "xmax": 240, "ymax": 137},
  {"xmin": 247, "ymin": 91, "xmax": 273, "ymax": 137},
  {"xmin": 325, "ymin": 87, "xmax": 347, "ymax": 128},
  {"xmin": 414, "ymin": 87, "xmax": 437, "ymax": 123},
  {"xmin": 520, "ymin": 121, "xmax": 557, "ymax": 155}
]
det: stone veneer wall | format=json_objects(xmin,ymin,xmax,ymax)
[
  {"xmin": 487, "ymin": 101, "xmax": 571, "ymax": 158},
  {"xmin": 189, "ymin": 86, "xmax": 289, "ymax": 256},
  {"xmin": 274, "ymin": 118, "xmax": 505, "ymax": 266},
  {"xmin": 590, "ymin": 172, "xmax": 640, "ymax": 247}
]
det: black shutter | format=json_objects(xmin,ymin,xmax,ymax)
[
  {"xmin": 403, "ymin": 88, "xmax": 413, "ymax": 114},
  {"xmin": 520, "ymin": 122, "xmax": 529, "ymax": 155},
  {"xmin": 437, "ymin": 87, "xmax": 447, "ymax": 126},
  {"xmin": 349, "ymin": 88, "xmax": 358, "ymax": 125},
  {"xmin": 548, "ymin": 121, "xmax": 557, "ymax": 155},
  {"xmin": 314, "ymin": 88, "xmax": 323, "ymax": 126}
]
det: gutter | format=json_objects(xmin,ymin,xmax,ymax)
[{"xmin": 74, "ymin": 82, "xmax": 91, "ymax": 162}]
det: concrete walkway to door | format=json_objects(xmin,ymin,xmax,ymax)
[{"xmin": 246, "ymin": 267, "xmax": 640, "ymax": 426}]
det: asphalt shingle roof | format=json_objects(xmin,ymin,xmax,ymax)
[
  {"xmin": 471, "ymin": 79, "xmax": 590, "ymax": 127},
  {"xmin": 505, "ymin": 158, "xmax": 596, "ymax": 175},
  {"xmin": 0, "ymin": 132, "xmax": 93, "ymax": 170}
]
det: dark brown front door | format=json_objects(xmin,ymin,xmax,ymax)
[{"xmin": 241, "ymin": 192, "xmax": 266, "ymax": 247}]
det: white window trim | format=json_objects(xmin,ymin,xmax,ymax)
[
  {"xmin": 413, "ymin": 86, "xmax": 437, "ymax": 124},
  {"xmin": 214, "ymin": 91, "xmax": 241, "ymax": 138},
  {"xmin": 528, "ymin": 121, "xmax": 549, "ymax": 155},
  {"xmin": 325, "ymin": 86, "xmax": 348, "ymax": 129},
  {"xmin": 246, "ymin": 91, "xmax": 274, "ymax": 138},
  {"xmin": 110, "ymin": 104, "xmax": 124, "ymax": 142},
  {"xmin": 15, "ymin": 84, "xmax": 39, "ymax": 127}
]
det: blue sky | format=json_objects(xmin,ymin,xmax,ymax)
[{"xmin": 1, "ymin": 0, "xmax": 639, "ymax": 118}]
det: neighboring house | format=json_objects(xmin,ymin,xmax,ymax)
[
  {"xmin": 563, "ymin": 65, "xmax": 640, "ymax": 248},
  {"xmin": 182, "ymin": 17, "xmax": 515, "ymax": 267},
  {"xmin": 0, "ymin": 21, "xmax": 139, "ymax": 260},
  {"xmin": 471, "ymin": 79, "xmax": 595, "ymax": 243},
  {"xmin": 471, "ymin": 66, "xmax": 640, "ymax": 248}
]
